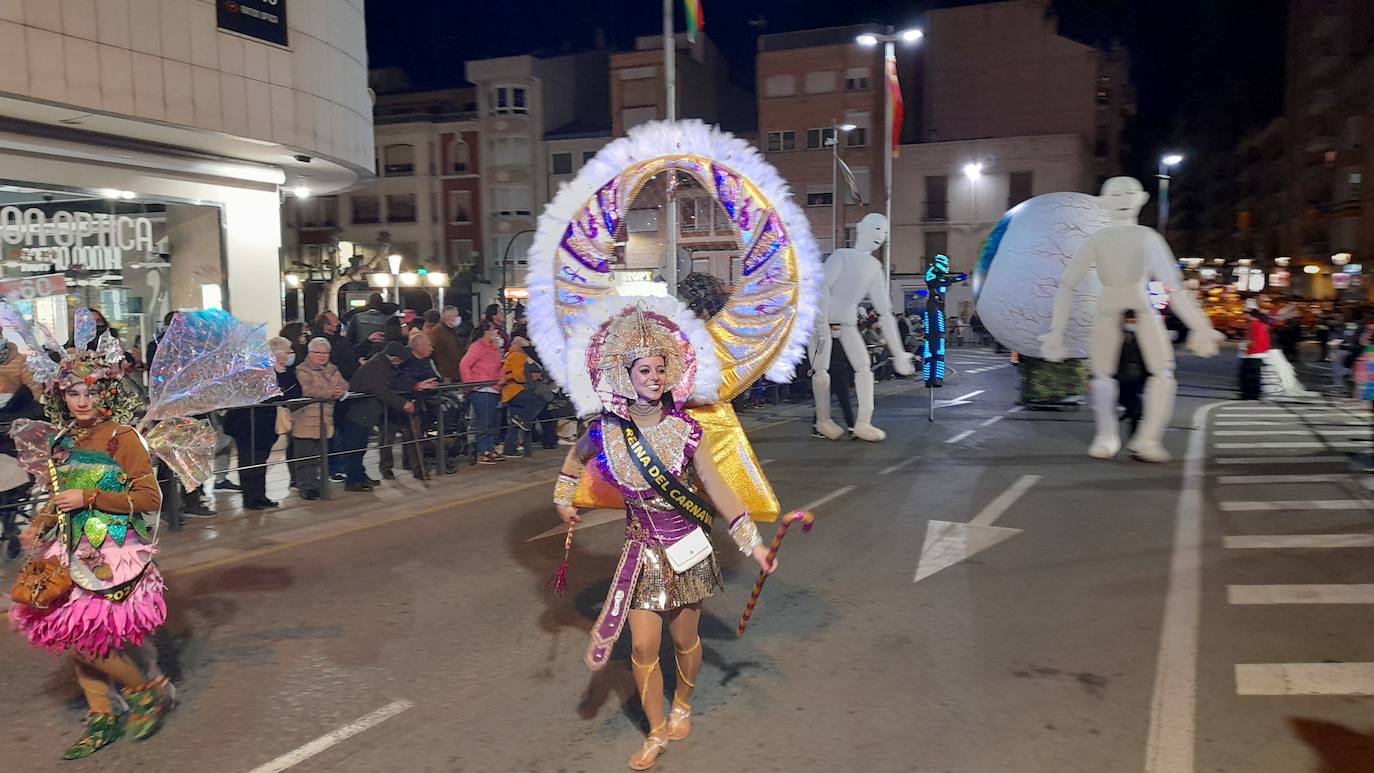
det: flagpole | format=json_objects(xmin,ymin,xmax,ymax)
[
  {"xmin": 831, "ymin": 126, "xmax": 838, "ymax": 251},
  {"xmin": 883, "ymin": 30, "xmax": 894, "ymax": 301},
  {"xmin": 664, "ymin": 0, "xmax": 678, "ymax": 295}
]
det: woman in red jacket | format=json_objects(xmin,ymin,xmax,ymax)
[{"xmin": 460, "ymin": 320, "xmax": 507, "ymax": 464}]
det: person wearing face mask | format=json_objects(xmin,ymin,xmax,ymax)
[
  {"xmin": 224, "ymin": 337, "xmax": 299, "ymax": 510},
  {"xmin": 1116, "ymin": 310, "xmax": 1148, "ymax": 435},
  {"xmin": 460, "ymin": 320, "xmax": 507, "ymax": 464},
  {"xmin": 290, "ymin": 337, "xmax": 348, "ymax": 500},
  {"xmin": 429, "ymin": 306, "xmax": 463, "ymax": 383}
]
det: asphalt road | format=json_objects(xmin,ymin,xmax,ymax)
[{"xmin": 4, "ymin": 345, "xmax": 1372, "ymax": 772}]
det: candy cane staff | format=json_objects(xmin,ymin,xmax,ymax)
[{"xmin": 549, "ymin": 297, "xmax": 776, "ymax": 771}]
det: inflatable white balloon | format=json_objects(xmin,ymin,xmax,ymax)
[{"xmin": 973, "ymin": 192, "xmax": 1109, "ymax": 358}]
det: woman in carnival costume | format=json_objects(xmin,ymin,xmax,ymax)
[
  {"xmin": 10, "ymin": 332, "xmax": 173, "ymax": 759},
  {"xmin": 553, "ymin": 296, "xmax": 775, "ymax": 770}
]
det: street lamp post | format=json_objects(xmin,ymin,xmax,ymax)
[
  {"xmin": 387, "ymin": 253, "xmax": 403, "ymax": 305},
  {"xmin": 857, "ymin": 26, "xmax": 923, "ymax": 298},
  {"xmin": 500, "ymin": 229, "xmax": 537, "ymax": 312},
  {"xmin": 1157, "ymin": 153, "xmax": 1183, "ymax": 237},
  {"xmin": 829, "ymin": 123, "xmax": 857, "ymax": 251},
  {"xmin": 963, "ymin": 162, "xmax": 983, "ymax": 226}
]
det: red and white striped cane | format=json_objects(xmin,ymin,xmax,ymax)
[{"xmin": 737, "ymin": 511, "xmax": 814, "ymax": 637}]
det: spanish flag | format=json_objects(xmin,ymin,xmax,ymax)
[
  {"xmin": 887, "ymin": 55, "xmax": 904, "ymax": 157},
  {"xmin": 684, "ymin": 0, "xmax": 703, "ymax": 43}
]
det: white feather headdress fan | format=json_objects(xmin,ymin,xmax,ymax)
[
  {"xmin": 564, "ymin": 295, "xmax": 721, "ymax": 418},
  {"xmin": 526, "ymin": 119, "xmax": 822, "ymax": 393}
]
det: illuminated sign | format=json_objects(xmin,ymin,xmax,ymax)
[
  {"xmin": 217, "ymin": 0, "xmax": 288, "ymax": 46},
  {"xmin": 0, "ymin": 208, "xmax": 154, "ymax": 271},
  {"xmin": 614, "ymin": 270, "xmax": 655, "ymax": 283},
  {"xmin": 503, "ymin": 287, "xmax": 530, "ymax": 300}
]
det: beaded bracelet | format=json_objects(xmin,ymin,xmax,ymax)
[{"xmin": 553, "ymin": 472, "xmax": 579, "ymax": 508}]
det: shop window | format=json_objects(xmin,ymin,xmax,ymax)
[
  {"xmin": 386, "ymin": 194, "xmax": 417, "ymax": 223},
  {"xmin": 764, "ymin": 74, "xmax": 796, "ymax": 98},
  {"xmin": 1008, "ymin": 171, "xmax": 1034, "ymax": 208},
  {"xmin": 844, "ymin": 67, "xmax": 870, "ymax": 92},
  {"xmin": 449, "ymin": 190, "xmax": 473, "ymax": 223},
  {"xmin": 491, "ymin": 86, "xmax": 528, "ymax": 115},
  {"xmin": 767, "ymin": 130, "xmax": 796, "ymax": 152},
  {"xmin": 383, "ymin": 144, "xmax": 415, "ymax": 177},
  {"xmin": 807, "ymin": 127, "xmax": 837, "ymax": 150},
  {"xmin": 551, "ymin": 152, "xmax": 573, "ymax": 175},
  {"xmin": 352, "ymin": 195, "xmax": 380, "ymax": 224}
]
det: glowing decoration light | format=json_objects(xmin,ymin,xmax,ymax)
[
  {"xmin": 1303, "ymin": 264, "xmax": 1320, "ymax": 275},
  {"xmin": 922, "ymin": 253, "xmax": 963, "ymax": 388}
]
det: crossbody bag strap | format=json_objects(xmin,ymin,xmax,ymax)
[{"xmin": 613, "ymin": 415, "xmax": 714, "ymax": 534}]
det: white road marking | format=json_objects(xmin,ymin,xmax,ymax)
[
  {"xmin": 1217, "ymin": 473, "xmax": 1349, "ymax": 484},
  {"xmin": 527, "ymin": 509, "xmax": 623, "ymax": 541},
  {"xmin": 1236, "ymin": 663, "xmax": 1374, "ymax": 695},
  {"xmin": 1212, "ymin": 455, "xmax": 1349, "ymax": 465},
  {"xmin": 1216, "ymin": 420, "xmax": 1366, "ymax": 426},
  {"xmin": 1215, "ymin": 441, "xmax": 1367, "ymax": 450},
  {"xmin": 749, "ymin": 417, "xmax": 798, "ymax": 431},
  {"xmin": 248, "ymin": 699, "xmax": 415, "ymax": 773},
  {"xmin": 1224, "ymin": 534, "xmax": 1374, "ymax": 549},
  {"xmin": 879, "ymin": 457, "xmax": 920, "ymax": 476},
  {"xmin": 1228, "ymin": 584, "xmax": 1374, "ymax": 604},
  {"xmin": 980, "ymin": 415, "xmax": 1004, "ymax": 427},
  {"xmin": 1214, "ymin": 428, "xmax": 1372, "ymax": 436},
  {"xmin": 1007, "ymin": 405, "xmax": 1025, "ymax": 414},
  {"xmin": 1143, "ymin": 402, "xmax": 1217, "ymax": 773},
  {"xmin": 970, "ymin": 474, "xmax": 1042, "ymax": 527},
  {"xmin": 761, "ymin": 458, "xmax": 777, "ymax": 466},
  {"xmin": 946, "ymin": 429, "xmax": 975, "ymax": 444},
  {"xmin": 797, "ymin": 485, "xmax": 856, "ymax": 513},
  {"xmin": 1218, "ymin": 499, "xmax": 1369, "ymax": 512},
  {"xmin": 913, "ymin": 474, "xmax": 1040, "ymax": 582}
]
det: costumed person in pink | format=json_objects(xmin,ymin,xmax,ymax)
[
  {"xmin": 550, "ymin": 298, "xmax": 775, "ymax": 771},
  {"xmin": 10, "ymin": 334, "xmax": 172, "ymax": 759}
]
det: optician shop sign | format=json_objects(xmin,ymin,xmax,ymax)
[
  {"xmin": 217, "ymin": 0, "xmax": 288, "ymax": 47},
  {"xmin": 0, "ymin": 208, "xmax": 154, "ymax": 271}
]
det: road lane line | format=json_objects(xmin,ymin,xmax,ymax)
[
  {"xmin": 1212, "ymin": 455, "xmax": 1349, "ymax": 465},
  {"xmin": 1215, "ymin": 441, "xmax": 1367, "ymax": 450},
  {"xmin": 1224, "ymin": 534, "xmax": 1374, "ymax": 549},
  {"xmin": 1007, "ymin": 405, "xmax": 1024, "ymax": 414},
  {"xmin": 969, "ymin": 474, "xmax": 1041, "ymax": 527},
  {"xmin": 879, "ymin": 457, "xmax": 920, "ymax": 476},
  {"xmin": 1217, "ymin": 474, "xmax": 1349, "ymax": 484},
  {"xmin": 980, "ymin": 415, "xmax": 1004, "ymax": 427},
  {"xmin": 1144, "ymin": 401, "xmax": 1219, "ymax": 773},
  {"xmin": 1228, "ymin": 584, "xmax": 1374, "ymax": 604},
  {"xmin": 1215, "ymin": 420, "xmax": 1366, "ymax": 426},
  {"xmin": 1218, "ymin": 499, "xmax": 1369, "ymax": 512},
  {"xmin": 749, "ymin": 417, "xmax": 798, "ymax": 431},
  {"xmin": 1236, "ymin": 663, "xmax": 1374, "ymax": 695},
  {"xmin": 797, "ymin": 485, "xmax": 856, "ymax": 513},
  {"xmin": 1215, "ymin": 429, "xmax": 1372, "ymax": 436},
  {"xmin": 248, "ymin": 699, "xmax": 415, "ymax": 773},
  {"xmin": 946, "ymin": 430, "xmax": 975, "ymax": 444}
]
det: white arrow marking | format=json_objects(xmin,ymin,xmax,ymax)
[
  {"xmin": 914, "ymin": 474, "xmax": 1040, "ymax": 582},
  {"xmin": 936, "ymin": 389, "xmax": 985, "ymax": 408}
]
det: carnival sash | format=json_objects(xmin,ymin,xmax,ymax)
[{"xmin": 616, "ymin": 416, "xmax": 713, "ymax": 534}]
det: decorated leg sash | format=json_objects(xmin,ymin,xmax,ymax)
[{"xmin": 585, "ymin": 539, "xmax": 645, "ymax": 670}]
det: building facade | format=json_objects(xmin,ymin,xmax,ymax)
[
  {"xmin": 0, "ymin": 0, "xmax": 372, "ymax": 341},
  {"xmin": 757, "ymin": 25, "xmax": 887, "ymax": 254},
  {"xmin": 465, "ymin": 50, "xmax": 609, "ymax": 304}
]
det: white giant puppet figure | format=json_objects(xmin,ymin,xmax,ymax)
[
  {"xmin": 1040, "ymin": 177, "xmax": 1221, "ymax": 462},
  {"xmin": 811, "ymin": 213, "xmax": 915, "ymax": 441}
]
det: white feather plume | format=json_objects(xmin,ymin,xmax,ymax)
[
  {"xmin": 528, "ymin": 119, "xmax": 822, "ymax": 395},
  {"xmin": 564, "ymin": 295, "xmax": 722, "ymax": 418}
]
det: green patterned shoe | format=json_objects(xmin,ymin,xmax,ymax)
[
  {"xmin": 62, "ymin": 712, "xmax": 124, "ymax": 760},
  {"xmin": 123, "ymin": 677, "xmax": 174, "ymax": 741}
]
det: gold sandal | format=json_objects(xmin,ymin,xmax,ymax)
[
  {"xmin": 628, "ymin": 722, "xmax": 669, "ymax": 770},
  {"xmin": 667, "ymin": 639, "xmax": 699, "ymax": 741}
]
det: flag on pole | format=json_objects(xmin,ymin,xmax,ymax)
[
  {"xmin": 683, "ymin": 0, "xmax": 704, "ymax": 43},
  {"xmin": 886, "ymin": 54, "xmax": 904, "ymax": 158},
  {"xmin": 836, "ymin": 156, "xmax": 865, "ymax": 205}
]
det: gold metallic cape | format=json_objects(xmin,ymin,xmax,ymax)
[{"xmin": 572, "ymin": 403, "xmax": 779, "ymax": 522}]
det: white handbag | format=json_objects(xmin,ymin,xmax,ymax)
[{"xmin": 663, "ymin": 527, "xmax": 713, "ymax": 573}]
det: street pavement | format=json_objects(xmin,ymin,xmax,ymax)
[{"xmin": 4, "ymin": 344, "xmax": 1373, "ymax": 772}]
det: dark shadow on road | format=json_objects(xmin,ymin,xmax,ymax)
[{"xmin": 1290, "ymin": 717, "xmax": 1374, "ymax": 773}]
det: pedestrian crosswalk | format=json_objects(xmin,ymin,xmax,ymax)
[{"xmin": 1208, "ymin": 399, "xmax": 1374, "ymax": 696}]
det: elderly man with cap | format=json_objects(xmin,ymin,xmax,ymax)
[{"xmin": 338, "ymin": 341, "xmax": 415, "ymax": 491}]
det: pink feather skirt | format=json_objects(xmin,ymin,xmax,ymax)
[{"xmin": 9, "ymin": 535, "xmax": 166, "ymax": 657}]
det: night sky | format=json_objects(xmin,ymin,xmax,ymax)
[{"xmin": 365, "ymin": 0, "xmax": 1289, "ymax": 179}]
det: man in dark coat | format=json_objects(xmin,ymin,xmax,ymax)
[{"xmin": 338, "ymin": 342, "xmax": 414, "ymax": 491}]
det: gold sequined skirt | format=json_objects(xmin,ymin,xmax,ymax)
[{"xmin": 631, "ymin": 543, "xmax": 722, "ymax": 611}]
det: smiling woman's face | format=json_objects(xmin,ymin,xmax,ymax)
[{"xmin": 629, "ymin": 356, "xmax": 666, "ymax": 403}]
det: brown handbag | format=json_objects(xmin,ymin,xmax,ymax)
[{"xmin": 10, "ymin": 557, "xmax": 72, "ymax": 609}]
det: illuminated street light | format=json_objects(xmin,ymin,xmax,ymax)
[
  {"xmin": 1161, "ymin": 154, "xmax": 1184, "ymax": 167},
  {"xmin": 1303, "ymin": 264, "xmax": 1321, "ymax": 274},
  {"xmin": 963, "ymin": 162, "xmax": 983, "ymax": 179},
  {"xmin": 1157, "ymin": 153, "xmax": 1185, "ymax": 237}
]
